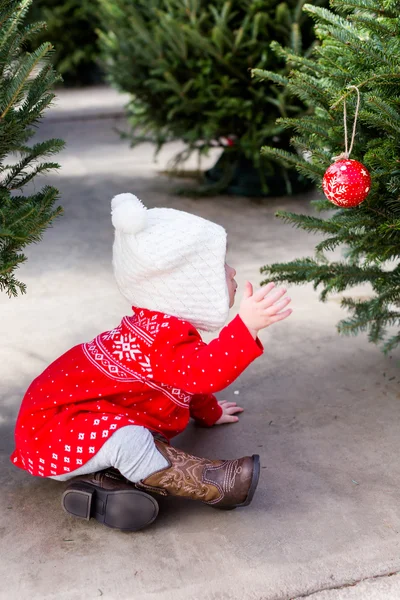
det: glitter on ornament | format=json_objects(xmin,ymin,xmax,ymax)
[{"xmin": 322, "ymin": 159, "xmax": 371, "ymax": 207}]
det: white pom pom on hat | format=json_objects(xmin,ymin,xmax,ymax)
[{"xmin": 111, "ymin": 193, "xmax": 147, "ymax": 234}]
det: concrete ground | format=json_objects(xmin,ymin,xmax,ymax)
[{"xmin": 1, "ymin": 87, "xmax": 400, "ymax": 600}]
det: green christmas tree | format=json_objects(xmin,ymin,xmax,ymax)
[
  {"xmin": 0, "ymin": 0, "xmax": 64, "ymax": 297},
  {"xmin": 27, "ymin": 0, "xmax": 102, "ymax": 86},
  {"xmin": 254, "ymin": 0, "xmax": 400, "ymax": 352},
  {"xmin": 97, "ymin": 0, "xmax": 326, "ymax": 196}
]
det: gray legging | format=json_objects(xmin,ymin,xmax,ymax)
[{"xmin": 49, "ymin": 425, "xmax": 169, "ymax": 483}]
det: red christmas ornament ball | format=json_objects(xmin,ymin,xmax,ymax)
[{"xmin": 322, "ymin": 159, "xmax": 371, "ymax": 208}]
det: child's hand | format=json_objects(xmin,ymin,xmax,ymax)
[
  {"xmin": 215, "ymin": 400, "xmax": 244, "ymax": 425},
  {"xmin": 239, "ymin": 281, "xmax": 292, "ymax": 339}
]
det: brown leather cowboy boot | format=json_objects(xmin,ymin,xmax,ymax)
[
  {"xmin": 62, "ymin": 468, "xmax": 159, "ymax": 531},
  {"xmin": 136, "ymin": 440, "xmax": 260, "ymax": 509}
]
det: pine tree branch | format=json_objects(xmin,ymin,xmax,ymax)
[
  {"xmin": 252, "ymin": 69, "xmax": 289, "ymax": 86},
  {"xmin": 0, "ymin": 1, "xmax": 64, "ymax": 297},
  {"xmin": 330, "ymin": 0, "xmax": 398, "ymax": 18},
  {"xmin": 331, "ymin": 74, "xmax": 400, "ymax": 109},
  {"xmin": 382, "ymin": 333, "xmax": 400, "ymax": 354},
  {"xmin": 0, "ymin": 0, "xmax": 30, "ymax": 52},
  {"xmin": 1, "ymin": 42, "xmax": 53, "ymax": 119}
]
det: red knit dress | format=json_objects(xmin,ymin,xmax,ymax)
[{"xmin": 11, "ymin": 307, "xmax": 263, "ymax": 478}]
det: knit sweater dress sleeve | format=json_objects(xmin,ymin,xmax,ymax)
[
  {"xmin": 151, "ymin": 314, "xmax": 264, "ymax": 425},
  {"xmin": 189, "ymin": 394, "xmax": 223, "ymax": 426}
]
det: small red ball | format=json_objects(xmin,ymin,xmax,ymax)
[{"xmin": 322, "ymin": 159, "xmax": 371, "ymax": 207}]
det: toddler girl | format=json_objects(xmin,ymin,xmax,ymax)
[{"xmin": 11, "ymin": 194, "xmax": 292, "ymax": 531}]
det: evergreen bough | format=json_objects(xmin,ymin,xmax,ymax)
[
  {"xmin": 0, "ymin": 0, "xmax": 64, "ymax": 297},
  {"xmin": 254, "ymin": 0, "xmax": 400, "ymax": 352},
  {"xmin": 97, "ymin": 0, "xmax": 326, "ymax": 196}
]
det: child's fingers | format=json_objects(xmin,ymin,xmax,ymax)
[
  {"xmin": 223, "ymin": 414, "xmax": 240, "ymax": 423},
  {"xmin": 253, "ymin": 282, "xmax": 275, "ymax": 300},
  {"xmin": 269, "ymin": 309, "xmax": 293, "ymax": 323},
  {"xmin": 259, "ymin": 287, "xmax": 287, "ymax": 307},
  {"xmin": 243, "ymin": 281, "xmax": 254, "ymax": 299},
  {"xmin": 225, "ymin": 406, "xmax": 244, "ymax": 415},
  {"xmin": 265, "ymin": 297, "xmax": 291, "ymax": 315}
]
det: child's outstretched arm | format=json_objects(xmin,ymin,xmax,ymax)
[
  {"xmin": 150, "ymin": 281, "xmax": 291, "ymax": 396},
  {"xmin": 150, "ymin": 312, "xmax": 262, "ymax": 395}
]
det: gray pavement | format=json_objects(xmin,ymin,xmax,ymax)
[{"xmin": 1, "ymin": 86, "xmax": 400, "ymax": 600}]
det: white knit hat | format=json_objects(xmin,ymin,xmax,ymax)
[{"xmin": 111, "ymin": 193, "xmax": 229, "ymax": 332}]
